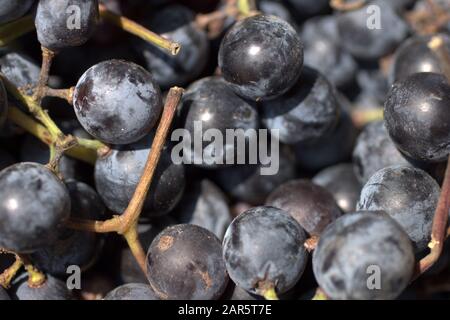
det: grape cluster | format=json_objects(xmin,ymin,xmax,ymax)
[{"xmin": 0, "ymin": 0, "xmax": 449, "ymax": 301}]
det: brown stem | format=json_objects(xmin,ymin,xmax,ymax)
[
  {"xmin": 17, "ymin": 254, "xmax": 46, "ymax": 288},
  {"xmin": 0, "ymin": 255, "xmax": 23, "ymax": 289},
  {"xmin": 33, "ymin": 46, "xmax": 56, "ymax": 104},
  {"xmin": 123, "ymin": 225, "xmax": 147, "ymax": 273},
  {"xmin": 414, "ymin": 155, "xmax": 450, "ymax": 278},
  {"xmin": 44, "ymin": 87, "xmax": 74, "ymax": 104},
  {"xmin": 304, "ymin": 236, "xmax": 319, "ymax": 252},
  {"xmin": 330, "ymin": 0, "xmax": 366, "ymax": 11}
]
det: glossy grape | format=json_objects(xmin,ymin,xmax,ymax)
[
  {"xmin": 95, "ymin": 133, "xmax": 185, "ymax": 216},
  {"xmin": 218, "ymin": 14, "xmax": 303, "ymax": 101},
  {"xmin": 261, "ymin": 67, "xmax": 340, "ymax": 145},
  {"xmin": 266, "ymin": 180, "xmax": 342, "ymax": 236},
  {"xmin": 357, "ymin": 165, "xmax": 440, "ymax": 253},
  {"xmin": 313, "ymin": 212, "xmax": 415, "ymax": 300},
  {"xmin": 146, "ymin": 224, "xmax": 228, "ymax": 300},
  {"xmin": 73, "ymin": 59, "xmax": 163, "ymax": 145},
  {"xmin": 0, "ymin": 163, "xmax": 70, "ymax": 253},
  {"xmin": 35, "ymin": 0, "xmax": 99, "ymax": 51},
  {"xmin": 384, "ymin": 72, "xmax": 450, "ymax": 163},
  {"xmin": 223, "ymin": 206, "xmax": 308, "ymax": 297},
  {"xmin": 313, "ymin": 164, "xmax": 362, "ymax": 213}
]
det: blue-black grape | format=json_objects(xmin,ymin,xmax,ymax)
[
  {"xmin": 10, "ymin": 273, "xmax": 74, "ymax": 300},
  {"xmin": 30, "ymin": 180, "xmax": 105, "ymax": 276},
  {"xmin": 135, "ymin": 5, "xmax": 209, "ymax": 89},
  {"xmin": 172, "ymin": 179, "xmax": 231, "ymax": 239},
  {"xmin": 95, "ymin": 133, "xmax": 185, "ymax": 216},
  {"xmin": 336, "ymin": 0, "xmax": 409, "ymax": 60},
  {"xmin": 35, "ymin": 0, "xmax": 99, "ymax": 51},
  {"xmin": 313, "ymin": 212, "xmax": 415, "ymax": 300},
  {"xmin": 357, "ymin": 165, "xmax": 440, "ymax": 254},
  {"xmin": 0, "ymin": 0, "xmax": 34, "ymax": 24},
  {"xmin": 218, "ymin": 14, "xmax": 303, "ymax": 101},
  {"xmin": 261, "ymin": 66, "xmax": 340, "ymax": 145},
  {"xmin": 223, "ymin": 206, "xmax": 308, "ymax": 297},
  {"xmin": 389, "ymin": 34, "xmax": 450, "ymax": 83},
  {"xmin": 266, "ymin": 180, "xmax": 342, "ymax": 236},
  {"xmin": 353, "ymin": 121, "xmax": 410, "ymax": 184},
  {"xmin": 0, "ymin": 162, "xmax": 70, "ymax": 253},
  {"xmin": 146, "ymin": 224, "xmax": 228, "ymax": 300},
  {"xmin": 104, "ymin": 283, "xmax": 159, "ymax": 300},
  {"xmin": 73, "ymin": 59, "xmax": 163, "ymax": 145},
  {"xmin": 0, "ymin": 53, "xmax": 40, "ymax": 94},
  {"xmin": 179, "ymin": 76, "xmax": 258, "ymax": 168},
  {"xmin": 384, "ymin": 72, "xmax": 450, "ymax": 163},
  {"xmin": 301, "ymin": 16, "xmax": 357, "ymax": 88},
  {"xmin": 313, "ymin": 164, "xmax": 362, "ymax": 213}
]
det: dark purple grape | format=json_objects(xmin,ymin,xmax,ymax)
[
  {"xmin": 353, "ymin": 121, "xmax": 410, "ymax": 184},
  {"xmin": 30, "ymin": 180, "xmax": 105, "ymax": 276},
  {"xmin": 104, "ymin": 283, "xmax": 159, "ymax": 300},
  {"xmin": 0, "ymin": 0, "xmax": 34, "ymax": 24},
  {"xmin": 313, "ymin": 212, "xmax": 415, "ymax": 300},
  {"xmin": 146, "ymin": 224, "xmax": 228, "ymax": 300},
  {"xmin": 178, "ymin": 76, "xmax": 258, "ymax": 168},
  {"xmin": 10, "ymin": 273, "xmax": 74, "ymax": 300},
  {"xmin": 0, "ymin": 163, "xmax": 70, "ymax": 253},
  {"xmin": 384, "ymin": 72, "xmax": 450, "ymax": 163},
  {"xmin": 336, "ymin": 0, "xmax": 409, "ymax": 60},
  {"xmin": 301, "ymin": 16, "xmax": 357, "ymax": 88},
  {"xmin": 389, "ymin": 34, "xmax": 450, "ymax": 83},
  {"xmin": 35, "ymin": 0, "xmax": 99, "ymax": 51},
  {"xmin": 261, "ymin": 67, "xmax": 340, "ymax": 145},
  {"xmin": 313, "ymin": 164, "xmax": 362, "ymax": 213},
  {"xmin": 172, "ymin": 179, "xmax": 231, "ymax": 239},
  {"xmin": 218, "ymin": 14, "xmax": 303, "ymax": 101},
  {"xmin": 357, "ymin": 165, "xmax": 440, "ymax": 253},
  {"xmin": 266, "ymin": 179, "xmax": 342, "ymax": 236},
  {"xmin": 135, "ymin": 5, "xmax": 209, "ymax": 89},
  {"xmin": 73, "ymin": 59, "xmax": 163, "ymax": 145},
  {"xmin": 223, "ymin": 206, "xmax": 308, "ymax": 297},
  {"xmin": 95, "ymin": 133, "xmax": 185, "ymax": 216},
  {"xmin": 0, "ymin": 53, "xmax": 40, "ymax": 94}
]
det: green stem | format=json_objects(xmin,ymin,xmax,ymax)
[{"xmin": 0, "ymin": 15, "xmax": 34, "ymax": 47}]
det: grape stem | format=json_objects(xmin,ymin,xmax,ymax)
[
  {"xmin": 18, "ymin": 254, "xmax": 46, "ymax": 288},
  {"xmin": 351, "ymin": 108, "xmax": 384, "ymax": 128},
  {"xmin": 66, "ymin": 87, "xmax": 184, "ymax": 272},
  {"xmin": 428, "ymin": 35, "xmax": 450, "ymax": 83},
  {"xmin": 0, "ymin": 254, "xmax": 23, "ymax": 289},
  {"xmin": 33, "ymin": 47, "xmax": 56, "ymax": 105},
  {"xmin": 415, "ymin": 154, "xmax": 450, "ymax": 278},
  {"xmin": 0, "ymin": 14, "xmax": 34, "ymax": 47},
  {"xmin": 330, "ymin": 0, "xmax": 366, "ymax": 11},
  {"xmin": 44, "ymin": 87, "xmax": 74, "ymax": 104},
  {"xmin": 304, "ymin": 236, "xmax": 319, "ymax": 252},
  {"xmin": 237, "ymin": 0, "xmax": 257, "ymax": 16},
  {"xmin": 312, "ymin": 287, "xmax": 328, "ymax": 300},
  {"xmin": 98, "ymin": 4, "xmax": 180, "ymax": 55}
]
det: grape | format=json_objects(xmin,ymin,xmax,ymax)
[
  {"xmin": 146, "ymin": 224, "xmax": 228, "ymax": 300},
  {"xmin": 357, "ymin": 165, "xmax": 440, "ymax": 254},
  {"xmin": 172, "ymin": 179, "xmax": 231, "ymax": 239},
  {"xmin": 30, "ymin": 180, "xmax": 105, "ymax": 276},
  {"xmin": 95, "ymin": 133, "xmax": 185, "ymax": 216},
  {"xmin": 313, "ymin": 212, "xmax": 415, "ymax": 300},
  {"xmin": 384, "ymin": 72, "xmax": 450, "ymax": 163},
  {"xmin": 73, "ymin": 59, "xmax": 163, "ymax": 145},
  {"xmin": 0, "ymin": 0, "xmax": 34, "ymax": 24},
  {"xmin": 336, "ymin": 0, "xmax": 409, "ymax": 60},
  {"xmin": 10, "ymin": 273, "xmax": 74, "ymax": 300},
  {"xmin": 218, "ymin": 14, "xmax": 303, "ymax": 101},
  {"xmin": 266, "ymin": 180, "xmax": 342, "ymax": 236},
  {"xmin": 313, "ymin": 164, "xmax": 362, "ymax": 213},
  {"xmin": 0, "ymin": 53, "xmax": 40, "ymax": 93},
  {"xmin": 223, "ymin": 206, "xmax": 308, "ymax": 297},
  {"xmin": 179, "ymin": 76, "xmax": 258, "ymax": 168},
  {"xmin": 0, "ymin": 163, "xmax": 70, "ymax": 253},
  {"xmin": 261, "ymin": 67, "xmax": 340, "ymax": 145},
  {"xmin": 104, "ymin": 283, "xmax": 159, "ymax": 300},
  {"xmin": 353, "ymin": 121, "xmax": 410, "ymax": 184},
  {"xmin": 35, "ymin": 0, "xmax": 99, "ymax": 51},
  {"xmin": 389, "ymin": 34, "xmax": 450, "ymax": 83},
  {"xmin": 135, "ymin": 5, "xmax": 209, "ymax": 89}
]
